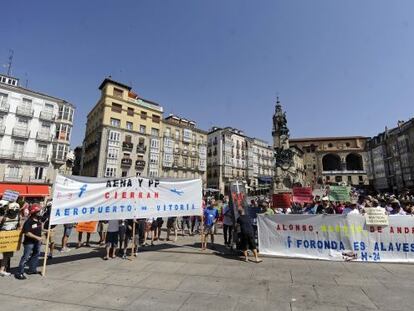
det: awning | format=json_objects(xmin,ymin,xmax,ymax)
[
  {"xmin": 0, "ymin": 184, "xmax": 50, "ymax": 198},
  {"xmin": 26, "ymin": 185, "xmax": 50, "ymax": 197}
]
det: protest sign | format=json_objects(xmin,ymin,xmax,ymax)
[
  {"xmin": 292, "ymin": 187, "xmax": 313, "ymax": 203},
  {"xmin": 76, "ymin": 221, "xmax": 98, "ymax": 233},
  {"xmin": 328, "ymin": 186, "xmax": 350, "ymax": 202},
  {"xmin": 50, "ymin": 174, "xmax": 203, "ymax": 225},
  {"xmin": 273, "ymin": 193, "xmax": 291, "ymax": 209},
  {"xmin": 2, "ymin": 190, "xmax": 19, "ymax": 202},
  {"xmin": 365, "ymin": 208, "xmax": 389, "ymax": 226},
  {"xmin": 0, "ymin": 230, "xmax": 22, "ymax": 252},
  {"xmin": 258, "ymin": 214, "xmax": 414, "ymax": 263}
]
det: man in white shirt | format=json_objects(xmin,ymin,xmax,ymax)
[{"xmin": 104, "ymin": 220, "xmax": 119, "ymax": 260}]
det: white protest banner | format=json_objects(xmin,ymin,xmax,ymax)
[
  {"xmin": 258, "ymin": 214, "xmax": 414, "ymax": 263},
  {"xmin": 50, "ymin": 174, "xmax": 202, "ymax": 225},
  {"xmin": 364, "ymin": 208, "xmax": 389, "ymax": 226}
]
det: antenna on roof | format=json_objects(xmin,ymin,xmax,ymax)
[
  {"xmin": 6, "ymin": 49, "xmax": 14, "ymax": 76},
  {"xmin": 24, "ymin": 72, "xmax": 28, "ymax": 88}
]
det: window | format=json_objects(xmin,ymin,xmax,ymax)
[
  {"xmin": 173, "ymin": 156, "xmax": 179, "ymax": 166},
  {"xmin": 0, "ymin": 92, "xmax": 8, "ymax": 105},
  {"xmin": 191, "ymin": 159, "xmax": 196, "ymax": 168},
  {"xmin": 45, "ymin": 103, "xmax": 54, "ymax": 113},
  {"xmin": 110, "ymin": 118, "xmax": 120, "ymax": 127},
  {"xmin": 328, "ymin": 143, "xmax": 333, "ymax": 148},
  {"xmin": 165, "ymin": 128, "xmax": 171, "ymax": 137},
  {"xmin": 13, "ymin": 141, "xmax": 24, "ymax": 156},
  {"xmin": 183, "ymin": 157, "xmax": 188, "ymax": 167},
  {"xmin": 59, "ymin": 105, "xmax": 73, "ymax": 121},
  {"xmin": 150, "ymin": 138, "xmax": 160, "ymax": 149},
  {"xmin": 358, "ymin": 175, "xmax": 363, "ymax": 181},
  {"xmin": 7, "ymin": 166, "xmax": 21, "ymax": 178},
  {"xmin": 175, "ymin": 129, "xmax": 180, "ymax": 140},
  {"xmin": 348, "ymin": 176, "xmax": 352, "ymax": 183},
  {"xmin": 138, "ymin": 137, "xmax": 145, "ymax": 145},
  {"xmin": 335, "ymin": 176, "xmax": 343, "ymax": 182},
  {"xmin": 107, "ymin": 147, "xmax": 119, "ymax": 159},
  {"xmin": 38, "ymin": 144, "xmax": 48, "ymax": 158},
  {"xmin": 140, "ymin": 111, "xmax": 147, "ymax": 120},
  {"xmin": 109, "ymin": 131, "xmax": 121, "ymax": 141},
  {"xmin": 126, "ymin": 121, "xmax": 133, "ymax": 130},
  {"xmin": 127, "ymin": 107, "xmax": 134, "ymax": 116},
  {"xmin": 111, "ymin": 103, "xmax": 122, "ymax": 113},
  {"xmin": 346, "ymin": 142, "xmax": 350, "ymax": 147},
  {"xmin": 151, "ymin": 128, "xmax": 159, "ymax": 136},
  {"xmin": 152, "ymin": 115, "xmax": 160, "ymax": 123},
  {"xmin": 34, "ymin": 167, "xmax": 44, "ymax": 180},
  {"xmin": 122, "ymin": 171, "xmax": 128, "ymax": 177},
  {"xmin": 125, "ymin": 135, "xmax": 132, "ymax": 143},
  {"xmin": 105, "ymin": 167, "xmax": 117, "ymax": 177},
  {"xmin": 150, "ymin": 153, "xmax": 159, "ymax": 164},
  {"xmin": 139, "ymin": 125, "xmax": 146, "ymax": 134},
  {"xmin": 113, "ymin": 88, "xmax": 123, "ymax": 98}
]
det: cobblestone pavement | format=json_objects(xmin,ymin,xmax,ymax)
[{"xmin": 1, "ymin": 228, "xmax": 413, "ymax": 311}]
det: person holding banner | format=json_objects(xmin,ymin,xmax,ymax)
[
  {"xmin": 15, "ymin": 204, "xmax": 43, "ymax": 280},
  {"xmin": 104, "ymin": 219, "xmax": 119, "ymax": 260},
  {"xmin": 0, "ymin": 200, "xmax": 21, "ymax": 277}
]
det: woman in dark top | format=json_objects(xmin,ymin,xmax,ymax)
[{"xmin": 237, "ymin": 209, "xmax": 262, "ymax": 263}]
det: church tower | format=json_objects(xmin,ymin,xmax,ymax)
[{"xmin": 272, "ymin": 97, "xmax": 290, "ymax": 150}]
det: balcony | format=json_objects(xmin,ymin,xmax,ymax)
[
  {"xmin": 39, "ymin": 111, "xmax": 55, "ymax": 121},
  {"xmin": 135, "ymin": 160, "xmax": 146, "ymax": 170},
  {"xmin": 16, "ymin": 106, "xmax": 34, "ymax": 117},
  {"xmin": 12, "ymin": 128, "xmax": 30, "ymax": 139},
  {"xmin": 29, "ymin": 176, "xmax": 49, "ymax": 184},
  {"xmin": 136, "ymin": 145, "xmax": 147, "ymax": 154},
  {"xmin": 0, "ymin": 150, "xmax": 49, "ymax": 163},
  {"xmin": 122, "ymin": 141, "xmax": 133, "ymax": 152},
  {"xmin": 3, "ymin": 174, "xmax": 23, "ymax": 182},
  {"xmin": 121, "ymin": 158, "xmax": 132, "ymax": 167},
  {"xmin": 36, "ymin": 131, "xmax": 53, "ymax": 142},
  {"xmin": 0, "ymin": 125, "xmax": 5, "ymax": 135},
  {"xmin": 52, "ymin": 152, "xmax": 66, "ymax": 163},
  {"xmin": 0, "ymin": 103, "xmax": 9, "ymax": 114}
]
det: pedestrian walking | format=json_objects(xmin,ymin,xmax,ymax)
[{"xmin": 202, "ymin": 200, "xmax": 219, "ymax": 250}]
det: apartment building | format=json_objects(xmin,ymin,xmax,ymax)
[
  {"xmin": 250, "ymin": 138, "xmax": 274, "ymax": 193},
  {"xmin": 207, "ymin": 127, "xmax": 254, "ymax": 193},
  {"xmin": 367, "ymin": 119, "xmax": 414, "ymax": 192},
  {"xmin": 81, "ymin": 78, "xmax": 163, "ymax": 178},
  {"xmin": 160, "ymin": 115, "xmax": 207, "ymax": 185},
  {"xmin": 0, "ymin": 73, "xmax": 75, "ymax": 196}
]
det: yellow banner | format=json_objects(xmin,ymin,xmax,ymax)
[{"xmin": 0, "ymin": 230, "xmax": 22, "ymax": 252}]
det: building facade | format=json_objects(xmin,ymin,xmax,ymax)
[
  {"xmin": 290, "ymin": 136, "xmax": 369, "ymax": 187},
  {"xmin": 207, "ymin": 127, "xmax": 255, "ymax": 193},
  {"xmin": 0, "ymin": 73, "xmax": 75, "ymax": 189},
  {"xmin": 250, "ymin": 138, "xmax": 274, "ymax": 193},
  {"xmin": 160, "ymin": 115, "xmax": 207, "ymax": 185},
  {"xmin": 81, "ymin": 78, "xmax": 163, "ymax": 178},
  {"xmin": 366, "ymin": 119, "xmax": 414, "ymax": 192}
]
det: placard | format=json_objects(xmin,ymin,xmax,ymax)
[
  {"xmin": 2, "ymin": 190, "xmax": 19, "ymax": 202},
  {"xmin": 76, "ymin": 221, "xmax": 98, "ymax": 233},
  {"xmin": 292, "ymin": 187, "xmax": 313, "ymax": 203},
  {"xmin": 273, "ymin": 193, "xmax": 292, "ymax": 209},
  {"xmin": 328, "ymin": 186, "xmax": 350, "ymax": 202},
  {"xmin": 365, "ymin": 208, "xmax": 389, "ymax": 226},
  {"xmin": 0, "ymin": 230, "xmax": 22, "ymax": 252}
]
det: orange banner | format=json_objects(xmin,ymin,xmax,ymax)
[{"xmin": 76, "ymin": 221, "xmax": 98, "ymax": 233}]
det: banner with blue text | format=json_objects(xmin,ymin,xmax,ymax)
[
  {"xmin": 258, "ymin": 214, "xmax": 414, "ymax": 263},
  {"xmin": 50, "ymin": 175, "xmax": 202, "ymax": 225}
]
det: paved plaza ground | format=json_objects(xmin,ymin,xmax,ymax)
[{"xmin": 1, "ymin": 229, "xmax": 414, "ymax": 311}]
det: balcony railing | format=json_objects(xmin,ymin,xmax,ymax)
[
  {"xmin": 36, "ymin": 131, "xmax": 53, "ymax": 142},
  {"xmin": 121, "ymin": 158, "xmax": 132, "ymax": 167},
  {"xmin": 29, "ymin": 176, "xmax": 49, "ymax": 183},
  {"xmin": 322, "ymin": 170, "xmax": 366, "ymax": 175},
  {"xmin": 0, "ymin": 150, "xmax": 49, "ymax": 163},
  {"xmin": 0, "ymin": 103, "xmax": 9, "ymax": 113},
  {"xmin": 3, "ymin": 175, "xmax": 23, "ymax": 182},
  {"xmin": 136, "ymin": 145, "xmax": 147, "ymax": 154},
  {"xmin": 16, "ymin": 106, "xmax": 34, "ymax": 117},
  {"xmin": 0, "ymin": 125, "xmax": 5, "ymax": 135},
  {"xmin": 135, "ymin": 160, "xmax": 146, "ymax": 170},
  {"xmin": 122, "ymin": 142, "xmax": 133, "ymax": 151},
  {"xmin": 12, "ymin": 128, "xmax": 30, "ymax": 139},
  {"xmin": 39, "ymin": 111, "xmax": 55, "ymax": 121}
]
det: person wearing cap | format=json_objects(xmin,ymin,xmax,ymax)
[
  {"xmin": 0, "ymin": 200, "xmax": 22, "ymax": 277},
  {"xmin": 15, "ymin": 203, "xmax": 43, "ymax": 280},
  {"xmin": 316, "ymin": 197, "xmax": 335, "ymax": 214}
]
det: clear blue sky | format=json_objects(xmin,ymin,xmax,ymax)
[{"xmin": 2, "ymin": 1, "xmax": 414, "ymax": 147}]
